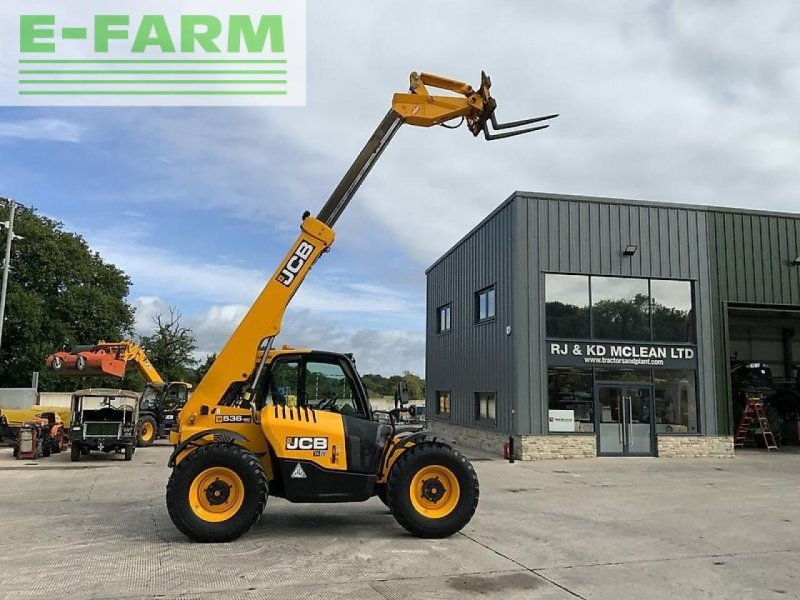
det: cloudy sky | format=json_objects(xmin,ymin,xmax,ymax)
[{"xmin": 1, "ymin": 1, "xmax": 798, "ymax": 375}]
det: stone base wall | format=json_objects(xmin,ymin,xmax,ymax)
[
  {"xmin": 516, "ymin": 435, "xmax": 597, "ymax": 460},
  {"xmin": 427, "ymin": 420, "xmax": 509, "ymax": 455},
  {"xmin": 657, "ymin": 435, "xmax": 734, "ymax": 458},
  {"xmin": 427, "ymin": 422, "xmax": 595, "ymax": 460},
  {"xmin": 428, "ymin": 421, "xmax": 736, "ymax": 460}
]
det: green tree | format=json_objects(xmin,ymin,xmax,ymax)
[
  {"xmin": 402, "ymin": 370, "xmax": 425, "ymax": 401},
  {"xmin": 139, "ymin": 307, "xmax": 198, "ymax": 382},
  {"xmin": 193, "ymin": 352, "xmax": 217, "ymax": 383},
  {"xmin": 0, "ymin": 206, "xmax": 135, "ymax": 390}
]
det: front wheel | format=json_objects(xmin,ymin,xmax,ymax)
[
  {"xmin": 137, "ymin": 416, "xmax": 157, "ymax": 447},
  {"xmin": 70, "ymin": 443, "xmax": 81, "ymax": 462},
  {"xmin": 386, "ymin": 441, "xmax": 479, "ymax": 538},
  {"xmin": 166, "ymin": 444, "xmax": 268, "ymax": 543},
  {"xmin": 124, "ymin": 445, "xmax": 134, "ymax": 461}
]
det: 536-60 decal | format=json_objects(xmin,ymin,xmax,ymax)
[{"xmin": 215, "ymin": 415, "xmax": 252, "ymax": 423}]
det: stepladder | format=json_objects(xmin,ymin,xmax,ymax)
[{"xmin": 734, "ymin": 396, "xmax": 778, "ymax": 451}]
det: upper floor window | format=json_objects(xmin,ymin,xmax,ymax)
[
  {"xmin": 591, "ymin": 276, "xmax": 650, "ymax": 341},
  {"xmin": 545, "ymin": 274, "xmax": 590, "ymax": 338},
  {"xmin": 650, "ymin": 280, "xmax": 695, "ymax": 343},
  {"xmin": 544, "ymin": 274, "xmax": 695, "ymax": 343},
  {"xmin": 437, "ymin": 304, "xmax": 451, "ymax": 333},
  {"xmin": 475, "ymin": 286, "xmax": 496, "ymax": 322}
]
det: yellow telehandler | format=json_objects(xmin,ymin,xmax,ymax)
[{"xmin": 166, "ymin": 71, "xmax": 557, "ymax": 542}]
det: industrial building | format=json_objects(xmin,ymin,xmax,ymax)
[{"xmin": 425, "ymin": 192, "xmax": 800, "ymax": 459}]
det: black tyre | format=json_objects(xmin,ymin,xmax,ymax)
[
  {"xmin": 166, "ymin": 444, "xmax": 268, "ymax": 543},
  {"xmin": 136, "ymin": 416, "xmax": 157, "ymax": 447},
  {"xmin": 386, "ymin": 441, "xmax": 479, "ymax": 538},
  {"xmin": 70, "ymin": 443, "xmax": 81, "ymax": 462},
  {"xmin": 376, "ymin": 485, "xmax": 391, "ymax": 511},
  {"xmin": 42, "ymin": 441, "xmax": 51, "ymax": 458},
  {"xmin": 124, "ymin": 445, "xmax": 134, "ymax": 461}
]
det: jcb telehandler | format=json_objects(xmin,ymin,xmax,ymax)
[{"xmin": 166, "ymin": 71, "xmax": 557, "ymax": 542}]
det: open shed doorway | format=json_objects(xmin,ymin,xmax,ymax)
[{"xmin": 727, "ymin": 305, "xmax": 800, "ymax": 446}]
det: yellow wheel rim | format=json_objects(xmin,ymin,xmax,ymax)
[
  {"xmin": 409, "ymin": 465, "xmax": 460, "ymax": 519},
  {"xmin": 188, "ymin": 467, "xmax": 245, "ymax": 523},
  {"xmin": 141, "ymin": 422, "xmax": 154, "ymax": 442}
]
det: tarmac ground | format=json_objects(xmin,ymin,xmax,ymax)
[{"xmin": 0, "ymin": 443, "xmax": 798, "ymax": 599}]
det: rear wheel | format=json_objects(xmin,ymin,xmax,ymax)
[
  {"xmin": 124, "ymin": 445, "xmax": 134, "ymax": 461},
  {"xmin": 386, "ymin": 441, "xmax": 479, "ymax": 538},
  {"xmin": 70, "ymin": 443, "xmax": 81, "ymax": 462},
  {"xmin": 166, "ymin": 444, "xmax": 268, "ymax": 543},
  {"xmin": 137, "ymin": 417, "xmax": 157, "ymax": 447}
]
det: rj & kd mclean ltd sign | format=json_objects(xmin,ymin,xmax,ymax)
[{"xmin": 547, "ymin": 341, "xmax": 697, "ymax": 369}]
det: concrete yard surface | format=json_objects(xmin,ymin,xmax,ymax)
[{"xmin": 1, "ymin": 445, "xmax": 798, "ymax": 599}]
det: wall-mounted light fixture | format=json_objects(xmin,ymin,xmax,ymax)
[
  {"xmin": 623, "ymin": 244, "xmax": 639, "ymax": 256},
  {"xmin": 792, "ymin": 256, "xmax": 800, "ymax": 266}
]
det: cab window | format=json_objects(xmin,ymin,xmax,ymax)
[
  {"xmin": 266, "ymin": 360, "xmax": 300, "ymax": 406},
  {"xmin": 304, "ymin": 360, "xmax": 362, "ymax": 417},
  {"xmin": 162, "ymin": 385, "xmax": 188, "ymax": 412}
]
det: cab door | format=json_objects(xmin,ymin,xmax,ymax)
[
  {"xmin": 259, "ymin": 353, "xmax": 388, "ymax": 502},
  {"xmin": 159, "ymin": 383, "xmax": 188, "ymax": 435}
]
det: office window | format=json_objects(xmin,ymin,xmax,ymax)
[
  {"xmin": 591, "ymin": 276, "xmax": 650, "ymax": 341},
  {"xmin": 437, "ymin": 304, "xmax": 451, "ymax": 333},
  {"xmin": 475, "ymin": 286, "xmax": 496, "ymax": 322},
  {"xmin": 547, "ymin": 368, "xmax": 594, "ymax": 432},
  {"xmin": 436, "ymin": 391, "xmax": 451, "ymax": 415},
  {"xmin": 475, "ymin": 392, "xmax": 496, "ymax": 422},
  {"xmin": 545, "ymin": 274, "xmax": 590, "ymax": 338},
  {"xmin": 651, "ymin": 280, "xmax": 695, "ymax": 342},
  {"xmin": 654, "ymin": 370, "xmax": 699, "ymax": 433}
]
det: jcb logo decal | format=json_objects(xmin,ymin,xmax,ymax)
[
  {"xmin": 277, "ymin": 241, "xmax": 315, "ymax": 287},
  {"xmin": 285, "ymin": 436, "xmax": 328, "ymax": 451}
]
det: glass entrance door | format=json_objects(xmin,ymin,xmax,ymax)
[{"xmin": 596, "ymin": 384, "xmax": 655, "ymax": 456}]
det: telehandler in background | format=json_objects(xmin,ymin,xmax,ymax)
[
  {"xmin": 46, "ymin": 340, "xmax": 191, "ymax": 446},
  {"xmin": 166, "ymin": 71, "xmax": 557, "ymax": 542}
]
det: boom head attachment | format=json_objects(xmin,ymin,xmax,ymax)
[
  {"xmin": 395, "ymin": 70, "xmax": 558, "ymax": 140},
  {"xmin": 470, "ymin": 71, "xmax": 559, "ymax": 140}
]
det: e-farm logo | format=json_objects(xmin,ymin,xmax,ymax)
[{"xmin": 0, "ymin": 0, "xmax": 306, "ymax": 106}]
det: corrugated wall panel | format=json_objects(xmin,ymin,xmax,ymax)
[
  {"xmin": 425, "ymin": 200, "xmax": 517, "ymax": 433},
  {"xmin": 708, "ymin": 211, "xmax": 800, "ymax": 432},
  {"xmin": 427, "ymin": 192, "xmax": 800, "ymax": 438},
  {"xmin": 517, "ymin": 194, "xmax": 714, "ymax": 435}
]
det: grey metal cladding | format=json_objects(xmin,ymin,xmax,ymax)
[
  {"xmin": 426, "ymin": 190, "xmax": 800, "ymax": 438},
  {"xmin": 518, "ymin": 192, "xmax": 714, "ymax": 435},
  {"xmin": 425, "ymin": 199, "xmax": 516, "ymax": 433},
  {"xmin": 707, "ymin": 211, "xmax": 800, "ymax": 432}
]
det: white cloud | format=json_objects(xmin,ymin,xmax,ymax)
[
  {"xmin": 0, "ymin": 119, "xmax": 82, "ymax": 143},
  {"xmin": 87, "ymin": 1, "xmax": 800, "ymax": 265},
  {"xmin": 131, "ymin": 298, "xmax": 425, "ymax": 376}
]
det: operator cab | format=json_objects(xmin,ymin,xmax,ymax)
[{"xmin": 256, "ymin": 351, "xmax": 372, "ymax": 419}]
